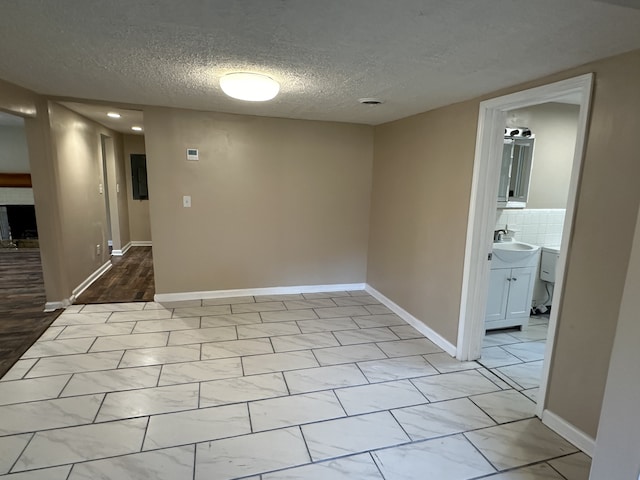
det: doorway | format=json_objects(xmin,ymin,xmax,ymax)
[
  {"xmin": 100, "ymin": 134, "xmax": 121, "ymax": 255},
  {"xmin": 456, "ymin": 74, "xmax": 594, "ymax": 416}
]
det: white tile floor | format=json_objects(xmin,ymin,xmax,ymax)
[{"xmin": 0, "ymin": 293, "xmax": 591, "ymax": 479}]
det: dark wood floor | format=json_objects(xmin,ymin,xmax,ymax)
[
  {"xmin": 75, "ymin": 246, "xmax": 155, "ymax": 304},
  {"xmin": 0, "ymin": 249, "xmax": 62, "ymax": 378}
]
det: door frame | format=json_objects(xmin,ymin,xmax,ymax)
[{"xmin": 456, "ymin": 74, "xmax": 594, "ymax": 417}]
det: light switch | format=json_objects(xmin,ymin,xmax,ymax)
[
  {"xmin": 183, "ymin": 195, "xmax": 191, "ymax": 208},
  {"xmin": 116, "ymin": 183, "xmax": 120, "ymax": 193},
  {"xmin": 99, "ymin": 183, "xmax": 103, "ymax": 194}
]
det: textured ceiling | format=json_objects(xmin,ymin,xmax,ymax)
[{"xmin": 1, "ymin": 1, "xmax": 640, "ymax": 125}]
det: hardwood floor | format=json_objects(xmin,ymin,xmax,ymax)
[
  {"xmin": 0, "ymin": 249, "xmax": 62, "ymax": 378},
  {"xmin": 75, "ymin": 246, "xmax": 155, "ymax": 304}
]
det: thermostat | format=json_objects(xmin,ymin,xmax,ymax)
[{"xmin": 186, "ymin": 148, "xmax": 199, "ymax": 161}]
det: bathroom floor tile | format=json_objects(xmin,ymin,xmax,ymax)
[
  {"xmin": 52, "ymin": 312, "xmax": 111, "ymax": 326},
  {"xmin": 158, "ymin": 357, "xmax": 242, "ymax": 385},
  {"xmin": 465, "ymin": 418, "xmax": 578, "ymax": 470},
  {"xmin": 200, "ymin": 312, "xmax": 262, "ymax": 327},
  {"xmin": 352, "ymin": 314, "xmax": 406, "ymax": 328},
  {"xmin": 302, "ymin": 291, "xmax": 350, "ymax": 299},
  {"xmin": 89, "ymin": 332, "xmax": 169, "ymax": 352},
  {"xmin": 260, "ymin": 309, "xmax": 319, "ymax": 323},
  {"xmin": 357, "ymin": 356, "xmax": 438, "ymax": 382},
  {"xmin": 547, "ymin": 452, "xmax": 592, "ymax": 480},
  {"xmin": 199, "ymin": 337, "xmax": 272, "ymax": 359},
  {"xmin": 284, "ymin": 298, "xmax": 337, "ymax": 310},
  {"xmin": 314, "ymin": 306, "xmax": 370, "ymax": 318},
  {"xmin": 0, "ymin": 359, "xmax": 37, "ymax": 381},
  {"xmin": 262, "ymin": 453, "xmax": 383, "ymax": 480},
  {"xmin": 376, "ymin": 338, "xmax": 441, "ymax": 357},
  {"xmin": 167, "ymin": 325, "xmax": 237, "ymax": 345},
  {"xmin": 249, "ymin": 390, "xmax": 346, "ymax": 431},
  {"xmin": 195, "ymin": 427, "xmax": 310, "ymax": 480},
  {"xmin": 411, "ymin": 370, "xmax": 501, "ymax": 402},
  {"xmin": 26, "ymin": 351, "xmax": 124, "ymax": 378},
  {"xmin": 482, "ymin": 463, "xmax": 564, "ymax": 479},
  {"xmin": 424, "ymin": 352, "xmax": 480, "ymax": 373},
  {"xmin": 107, "ymin": 309, "xmax": 174, "ymax": 322},
  {"xmin": 203, "ymin": 295, "xmax": 255, "ymax": 305},
  {"xmin": 61, "ymin": 366, "xmax": 161, "ymax": 397},
  {"xmin": 271, "ymin": 332, "xmax": 340, "ymax": 352},
  {"xmin": 372, "ymin": 434, "xmax": 496, "ymax": 480},
  {"xmin": 392, "ymin": 398, "xmax": 495, "ymax": 440},
  {"xmin": 81, "ymin": 303, "xmax": 145, "ymax": 313},
  {"xmin": 389, "ymin": 324, "xmax": 424, "ymax": 339},
  {"xmin": 479, "ymin": 346, "xmax": 524, "ymax": 368},
  {"xmin": 333, "ymin": 327, "xmax": 399, "ymax": 345},
  {"xmin": 336, "ymin": 379, "xmax": 427, "ymax": 415},
  {"xmin": 332, "ymin": 295, "xmax": 379, "ymax": 306},
  {"xmin": 469, "ymin": 389, "xmax": 536, "ymax": 424},
  {"xmin": 96, "ymin": 383, "xmax": 199, "ymax": 421},
  {"xmin": 501, "ymin": 341, "xmax": 546, "ymax": 362},
  {"xmin": 131, "ymin": 317, "xmax": 200, "ymax": 334},
  {"xmin": 313, "ymin": 343, "xmax": 387, "ymax": 366},
  {"xmin": 237, "ymin": 322, "xmax": 302, "ymax": 339},
  {"xmin": 56, "ymin": 322, "xmax": 135, "ymax": 339},
  {"xmin": 143, "ymin": 404, "xmax": 250, "ymax": 450},
  {"xmin": 231, "ymin": 301, "xmax": 287, "ymax": 313},
  {"xmin": 118, "ymin": 344, "xmax": 200, "ymax": 367},
  {"xmin": 13, "ymin": 418, "xmax": 147, "ymax": 471},
  {"xmin": 67, "ymin": 445, "xmax": 194, "ymax": 480},
  {"xmin": 254, "ymin": 294, "xmax": 305, "ymax": 302},
  {"xmin": 23, "ymin": 337, "xmax": 95, "ymax": 358},
  {"xmin": 242, "ymin": 350, "xmax": 319, "ymax": 375},
  {"xmin": 283, "ymin": 364, "xmax": 368, "ymax": 394},
  {"xmin": 302, "ymin": 411, "xmax": 409, "ymax": 461},
  {"xmin": 296, "ymin": 317, "xmax": 359, "ymax": 333},
  {"xmin": 199, "ymin": 372, "xmax": 289, "ymax": 407},
  {"xmin": 4, "ymin": 465, "xmax": 72, "ymax": 480},
  {"xmin": 172, "ymin": 305, "xmax": 231, "ymax": 317},
  {"xmin": 0, "ymin": 375, "xmax": 70, "ymax": 405},
  {"xmin": 496, "ymin": 361, "xmax": 545, "ymax": 389},
  {"xmin": 0, "ymin": 434, "xmax": 32, "ymax": 474}
]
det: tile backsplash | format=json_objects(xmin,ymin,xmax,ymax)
[{"xmin": 495, "ymin": 208, "xmax": 565, "ymax": 247}]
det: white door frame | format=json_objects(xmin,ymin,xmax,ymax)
[{"xmin": 456, "ymin": 74, "xmax": 594, "ymax": 417}]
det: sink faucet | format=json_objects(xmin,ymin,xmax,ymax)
[{"xmin": 494, "ymin": 229, "xmax": 507, "ymax": 242}]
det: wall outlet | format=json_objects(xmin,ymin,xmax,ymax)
[
  {"xmin": 183, "ymin": 195, "xmax": 192, "ymax": 208},
  {"xmin": 96, "ymin": 244, "xmax": 101, "ymax": 256}
]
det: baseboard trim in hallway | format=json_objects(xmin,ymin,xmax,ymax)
[
  {"xmin": 542, "ymin": 409, "xmax": 595, "ymax": 457},
  {"xmin": 154, "ymin": 283, "xmax": 367, "ymax": 303},
  {"xmin": 365, "ymin": 284, "xmax": 457, "ymax": 357}
]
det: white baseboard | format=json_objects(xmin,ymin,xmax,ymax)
[
  {"xmin": 131, "ymin": 241, "xmax": 152, "ymax": 247},
  {"xmin": 112, "ymin": 241, "xmax": 132, "ymax": 257},
  {"xmin": 365, "ymin": 284, "xmax": 457, "ymax": 357},
  {"xmin": 542, "ymin": 409, "xmax": 595, "ymax": 456},
  {"xmin": 44, "ymin": 299, "xmax": 71, "ymax": 312},
  {"xmin": 154, "ymin": 283, "xmax": 366, "ymax": 303},
  {"xmin": 71, "ymin": 260, "xmax": 113, "ymax": 300}
]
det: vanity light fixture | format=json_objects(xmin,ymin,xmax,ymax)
[
  {"xmin": 220, "ymin": 72, "xmax": 280, "ymax": 102},
  {"xmin": 107, "ymin": 112, "xmax": 121, "ymax": 118},
  {"xmin": 131, "ymin": 126, "xmax": 143, "ymax": 132}
]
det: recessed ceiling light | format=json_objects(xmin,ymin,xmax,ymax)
[
  {"xmin": 358, "ymin": 98, "xmax": 384, "ymax": 105},
  {"xmin": 131, "ymin": 126, "xmax": 143, "ymax": 131},
  {"xmin": 107, "ymin": 112, "xmax": 121, "ymax": 118},
  {"xmin": 220, "ymin": 72, "xmax": 280, "ymax": 102}
]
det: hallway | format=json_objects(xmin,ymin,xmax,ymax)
[{"xmin": 75, "ymin": 247, "xmax": 154, "ymax": 304}]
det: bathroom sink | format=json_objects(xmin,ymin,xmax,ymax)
[
  {"xmin": 492, "ymin": 241, "xmax": 540, "ymax": 265},
  {"xmin": 493, "ymin": 242, "xmax": 536, "ymax": 252}
]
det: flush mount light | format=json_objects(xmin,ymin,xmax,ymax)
[
  {"xmin": 107, "ymin": 112, "xmax": 121, "ymax": 118},
  {"xmin": 131, "ymin": 126, "xmax": 143, "ymax": 132},
  {"xmin": 220, "ymin": 72, "xmax": 280, "ymax": 102},
  {"xmin": 358, "ymin": 98, "xmax": 384, "ymax": 105}
]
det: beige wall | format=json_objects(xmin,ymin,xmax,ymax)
[
  {"xmin": 144, "ymin": 107, "xmax": 373, "ymax": 294},
  {"xmin": 48, "ymin": 103, "xmax": 129, "ymax": 294},
  {"xmin": 367, "ymin": 49, "xmax": 640, "ymax": 438},
  {"xmin": 590, "ymin": 202, "xmax": 640, "ymax": 479},
  {"xmin": 123, "ymin": 134, "xmax": 151, "ymax": 242},
  {"xmin": 368, "ymin": 101, "xmax": 477, "ymax": 345},
  {"xmin": 508, "ymin": 102, "xmax": 580, "ymax": 209},
  {"xmin": 0, "ymin": 124, "xmax": 30, "ymax": 172}
]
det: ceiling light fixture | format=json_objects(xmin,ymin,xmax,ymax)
[
  {"xmin": 107, "ymin": 112, "xmax": 121, "ymax": 118},
  {"xmin": 220, "ymin": 72, "xmax": 280, "ymax": 102},
  {"xmin": 131, "ymin": 126, "xmax": 143, "ymax": 131},
  {"xmin": 358, "ymin": 98, "xmax": 384, "ymax": 105}
]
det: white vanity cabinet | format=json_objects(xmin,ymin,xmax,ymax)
[
  {"xmin": 486, "ymin": 242, "xmax": 540, "ymax": 331},
  {"xmin": 485, "ymin": 266, "xmax": 536, "ymax": 330}
]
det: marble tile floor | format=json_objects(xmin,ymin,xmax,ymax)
[{"xmin": 0, "ymin": 293, "xmax": 591, "ymax": 479}]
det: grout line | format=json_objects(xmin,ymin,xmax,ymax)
[{"xmin": 7, "ymin": 431, "xmax": 35, "ymax": 474}]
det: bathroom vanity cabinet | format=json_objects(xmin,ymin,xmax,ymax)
[{"xmin": 485, "ymin": 242, "xmax": 540, "ymax": 331}]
